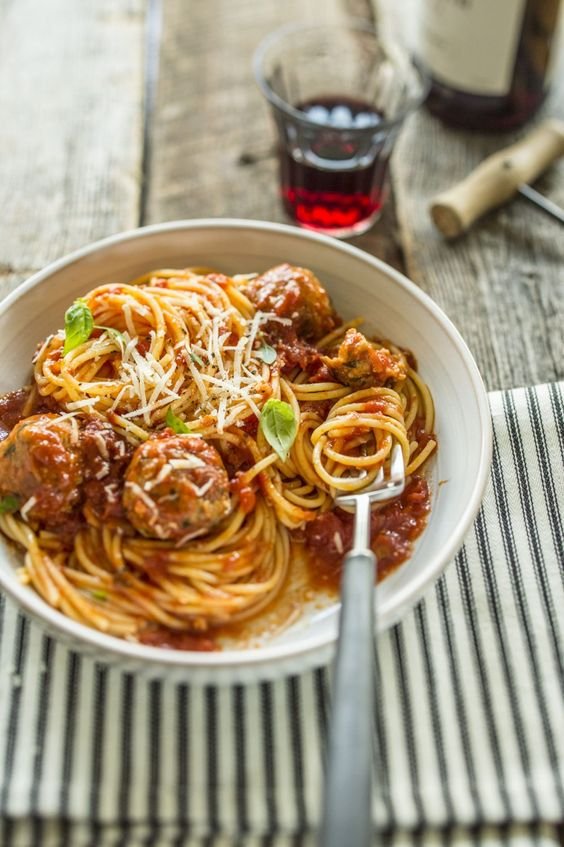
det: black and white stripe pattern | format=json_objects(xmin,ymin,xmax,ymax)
[
  {"xmin": 0, "ymin": 822, "xmax": 563, "ymax": 847},
  {"xmin": 0, "ymin": 382, "xmax": 562, "ymax": 846}
]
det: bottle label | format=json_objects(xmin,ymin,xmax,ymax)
[{"xmin": 419, "ymin": 0, "xmax": 528, "ymax": 96}]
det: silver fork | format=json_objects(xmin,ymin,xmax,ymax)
[{"xmin": 319, "ymin": 443, "xmax": 406, "ymax": 847}]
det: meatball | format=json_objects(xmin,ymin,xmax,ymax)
[
  {"xmin": 242, "ymin": 263, "xmax": 339, "ymax": 342},
  {"xmin": 0, "ymin": 414, "xmax": 82, "ymax": 520},
  {"xmin": 123, "ymin": 434, "xmax": 231, "ymax": 541},
  {"xmin": 80, "ymin": 418, "xmax": 133, "ymax": 523},
  {"xmin": 322, "ymin": 328, "xmax": 407, "ymax": 388},
  {"xmin": 0, "ymin": 388, "xmax": 31, "ymax": 441}
]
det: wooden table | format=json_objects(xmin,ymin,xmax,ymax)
[
  {"xmin": 0, "ymin": 0, "xmax": 562, "ymax": 391},
  {"xmin": 0, "ymin": 4, "xmax": 563, "ymax": 844}
]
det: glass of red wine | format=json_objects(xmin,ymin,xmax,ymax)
[{"xmin": 254, "ymin": 22, "xmax": 429, "ymax": 238}]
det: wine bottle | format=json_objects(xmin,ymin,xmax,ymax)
[{"xmin": 418, "ymin": 0, "xmax": 562, "ymax": 131}]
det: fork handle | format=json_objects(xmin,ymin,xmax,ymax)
[{"xmin": 319, "ymin": 549, "xmax": 376, "ymax": 847}]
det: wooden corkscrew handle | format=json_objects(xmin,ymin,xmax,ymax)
[{"xmin": 430, "ymin": 119, "xmax": 564, "ymax": 239}]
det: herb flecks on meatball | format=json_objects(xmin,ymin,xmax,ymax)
[
  {"xmin": 80, "ymin": 418, "xmax": 133, "ymax": 523},
  {"xmin": 123, "ymin": 434, "xmax": 231, "ymax": 541},
  {"xmin": 0, "ymin": 414, "xmax": 83, "ymax": 521},
  {"xmin": 242, "ymin": 263, "xmax": 339, "ymax": 342},
  {"xmin": 322, "ymin": 328, "xmax": 407, "ymax": 388}
]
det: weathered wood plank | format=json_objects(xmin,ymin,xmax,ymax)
[
  {"xmin": 393, "ymin": 104, "xmax": 564, "ymax": 391},
  {"xmin": 145, "ymin": 0, "xmax": 348, "ymax": 223},
  {"xmin": 146, "ymin": 0, "xmax": 405, "ymax": 271},
  {"xmin": 377, "ymin": 0, "xmax": 564, "ymax": 390},
  {"xmin": 0, "ymin": 0, "xmax": 146, "ymax": 301},
  {"xmin": 371, "ymin": 0, "xmax": 563, "ymax": 389}
]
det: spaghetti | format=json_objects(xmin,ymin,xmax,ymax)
[{"xmin": 0, "ymin": 263, "xmax": 436, "ymax": 648}]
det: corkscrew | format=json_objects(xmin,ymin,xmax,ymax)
[{"xmin": 429, "ymin": 119, "xmax": 564, "ymax": 238}]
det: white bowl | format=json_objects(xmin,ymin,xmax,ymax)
[{"xmin": 0, "ymin": 220, "xmax": 492, "ymax": 684}]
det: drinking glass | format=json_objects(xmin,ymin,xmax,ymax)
[{"xmin": 254, "ymin": 21, "xmax": 429, "ymax": 238}]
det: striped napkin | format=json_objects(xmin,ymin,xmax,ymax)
[{"xmin": 0, "ymin": 382, "xmax": 562, "ymax": 847}]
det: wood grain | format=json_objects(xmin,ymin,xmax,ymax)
[
  {"xmin": 0, "ymin": 0, "xmax": 146, "ymax": 298},
  {"xmin": 376, "ymin": 0, "xmax": 564, "ymax": 390},
  {"xmin": 393, "ymin": 99, "xmax": 564, "ymax": 391},
  {"xmin": 145, "ymin": 0, "xmax": 405, "ymax": 271}
]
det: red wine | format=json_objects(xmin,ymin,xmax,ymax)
[
  {"xmin": 419, "ymin": 0, "xmax": 562, "ymax": 131},
  {"xmin": 278, "ymin": 96, "xmax": 389, "ymax": 235}
]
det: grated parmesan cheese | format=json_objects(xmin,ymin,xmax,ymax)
[
  {"xmin": 93, "ymin": 432, "xmax": 109, "ymax": 460},
  {"xmin": 174, "ymin": 526, "xmax": 207, "ymax": 548},
  {"xmin": 125, "ymin": 481, "xmax": 157, "ymax": 513},
  {"xmin": 169, "ymin": 456, "xmax": 206, "ymax": 470},
  {"xmin": 103, "ymin": 482, "xmax": 119, "ymax": 502},
  {"xmin": 68, "ymin": 416, "xmax": 80, "ymax": 445},
  {"xmin": 333, "ymin": 532, "xmax": 344, "ymax": 555},
  {"xmin": 42, "ymin": 412, "xmax": 80, "ymax": 445},
  {"xmin": 42, "ymin": 411, "xmax": 79, "ymax": 425},
  {"xmin": 116, "ymin": 340, "xmax": 183, "ymax": 424},
  {"xmin": 121, "ymin": 394, "xmax": 180, "ymax": 420},
  {"xmin": 192, "ymin": 478, "xmax": 214, "ymax": 498},
  {"xmin": 144, "ymin": 463, "xmax": 173, "ymax": 491},
  {"xmin": 20, "ymin": 496, "xmax": 37, "ymax": 522},
  {"xmin": 130, "ymin": 302, "xmax": 151, "ymax": 318},
  {"xmin": 67, "ymin": 398, "xmax": 99, "ymax": 411},
  {"xmin": 32, "ymin": 334, "xmax": 54, "ymax": 364},
  {"xmin": 216, "ymin": 395, "xmax": 227, "ymax": 434},
  {"xmin": 122, "ymin": 302, "xmax": 139, "ymax": 338},
  {"xmin": 59, "ymin": 290, "xmax": 296, "ymax": 436}
]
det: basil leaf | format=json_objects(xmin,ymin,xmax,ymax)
[
  {"xmin": 259, "ymin": 399, "xmax": 297, "ymax": 462},
  {"xmin": 0, "ymin": 494, "xmax": 19, "ymax": 514},
  {"xmin": 166, "ymin": 407, "xmax": 191, "ymax": 434},
  {"xmin": 189, "ymin": 351, "xmax": 204, "ymax": 367},
  {"xmin": 91, "ymin": 589, "xmax": 107, "ymax": 601},
  {"xmin": 256, "ymin": 343, "xmax": 277, "ymax": 365},
  {"xmin": 64, "ymin": 298, "xmax": 94, "ymax": 354}
]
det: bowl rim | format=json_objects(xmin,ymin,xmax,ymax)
[{"xmin": 0, "ymin": 218, "xmax": 493, "ymax": 671}]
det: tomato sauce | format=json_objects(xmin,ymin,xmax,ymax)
[
  {"xmin": 0, "ymin": 389, "xmax": 30, "ymax": 440},
  {"xmin": 137, "ymin": 627, "xmax": 218, "ymax": 651},
  {"xmin": 240, "ymin": 414, "xmax": 259, "ymax": 437},
  {"xmin": 0, "ymin": 388, "xmax": 62, "ymax": 441},
  {"xmin": 230, "ymin": 472, "xmax": 257, "ymax": 514},
  {"xmin": 362, "ymin": 398, "xmax": 390, "ymax": 414},
  {"xmin": 300, "ymin": 399, "xmax": 333, "ymax": 419},
  {"xmin": 410, "ymin": 416, "xmax": 435, "ymax": 451},
  {"xmin": 135, "ymin": 337, "xmax": 151, "ymax": 356},
  {"xmin": 302, "ymin": 476, "xmax": 431, "ymax": 591},
  {"xmin": 205, "ymin": 273, "xmax": 230, "ymax": 288},
  {"xmin": 275, "ymin": 336, "xmax": 318, "ymax": 374}
]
